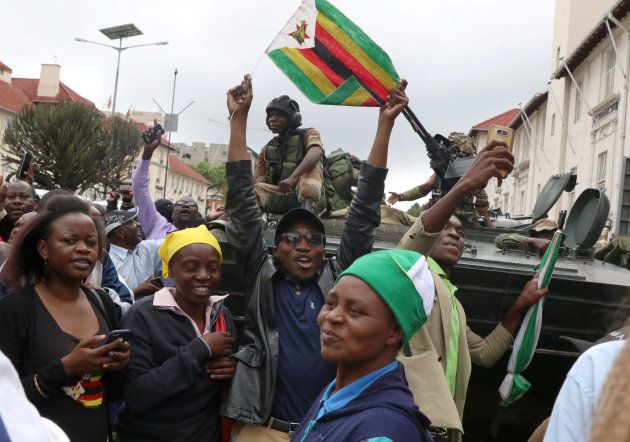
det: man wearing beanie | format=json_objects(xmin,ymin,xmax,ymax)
[
  {"xmin": 254, "ymin": 94, "xmax": 325, "ymax": 213},
  {"xmin": 294, "ymin": 250, "xmax": 434, "ymax": 442},
  {"xmin": 398, "ymin": 141, "xmax": 549, "ymax": 441},
  {"xmin": 221, "ymin": 75, "xmax": 409, "ymax": 441}
]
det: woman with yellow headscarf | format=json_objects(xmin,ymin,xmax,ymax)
[{"xmin": 116, "ymin": 225, "xmax": 236, "ymax": 442}]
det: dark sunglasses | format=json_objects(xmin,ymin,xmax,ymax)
[
  {"xmin": 175, "ymin": 199, "xmax": 198, "ymax": 208},
  {"xmin": 277, "ymin": 232, "xmax": 325, "ymax": 247}
]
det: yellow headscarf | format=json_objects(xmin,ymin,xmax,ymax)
[{"xmin": 158, "ymin": 225, "xmax": 223, "ymax": 277}]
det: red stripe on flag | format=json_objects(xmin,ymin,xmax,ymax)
[
  {"xmin": 81, "ymin": 392, "xmax": 104, "ymax": 402},
  {"xmin": 299, "ymin": 49, "xmax": 345, "ymax": 87},
  {"xmin": 315, "ymin": 22, "xmax": 390, "ymax": 100}
]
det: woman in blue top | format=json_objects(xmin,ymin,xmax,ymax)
[{"xmin": 294, "ymin": 249, "xmax": 436, "ymax": 442}]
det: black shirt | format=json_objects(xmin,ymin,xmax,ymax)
[{"xmin": 33, "ymin": 294, "xmax": 110, "ymax": 442}]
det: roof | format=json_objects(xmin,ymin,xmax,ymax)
[
  {"xmin": 509, "ymin": 92, "xmax": 549, "ymax": 130},
  {"xmin": 168, "ymin": 154, "xmax": 210, "ymax": 184},
  {"xmin": 468, "ymin": 108, "xmax": 520, "ymax": 135},
  {"xmin": 552, "ymin": 0, "xmax": 630, "ymax": 79},
  {"xmin": 0, "ymin": 73, "xmax": 95, "ymax": 114},
  {"xmin": 0, "ymin": 80, "xmax": 32, "ymax": 113},
  {"xmin": 0, "ymin": 61, "xmax": 12, "ymax": 73},
  {"xmin": 10, "ymin": 78, "xmax": 95, "ymax": 107}
]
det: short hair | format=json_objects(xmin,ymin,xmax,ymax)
[
  {"xmin": 36, "ymin": 189, "xmax": 73, "ymax": 212},
  {"xmin": 2, "ymin": 195, "xmax": 102, "ymax": 293}
]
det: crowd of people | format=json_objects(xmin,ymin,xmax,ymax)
[{"xmin": 0, "ymin": 75, "xmax": 627, "ymax": 442}]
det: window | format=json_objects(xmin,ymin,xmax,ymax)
[
  {"xmin": 574, "ymin": 79, "xmax": 583, "ymax": 122},
  {"xmin": 605, "ymin": 48, "xmax": 615, "ymax": 97},
  {"xmin": 537, "ymin": 183, "xmax": 541, "ymax": 197},
  {"xmin": 538, "ymin": 113, "xmax": 546, "ymax": 146},
  {"xmin": 597, "ymin": 151, "xmax": 607, "ymax": 183},
  {"xmin": 550, "ymin": 114, "xmax": 556, "ymax": 136},
  {"xmin": 520, "ymin": 191, "xmax": 525, "ymax": 214}
]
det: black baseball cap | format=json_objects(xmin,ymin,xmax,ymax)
[{"xmin": 275, "ymin": 208, "xmax": 325, "ymax": 244}]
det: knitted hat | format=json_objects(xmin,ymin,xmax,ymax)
[
  {"xmin": 158, "ymin": 225, "xmax": 222, "ymax": 277},
  {"xmin": 339, "ymin": 250, "xmax": 435, "ymax": 343}
]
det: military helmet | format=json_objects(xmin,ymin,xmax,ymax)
[
  {"xmin": 529, "ymin": 218, "xmax": 559, "ymax": 232},
  {"xmin": 448, "ymin": 132, "xmax": 476, "ymax": 156},
  {"xmin": 266, "ymin": 95, "xmax": 302, "ymax": 129}
]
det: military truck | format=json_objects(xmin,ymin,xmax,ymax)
[{"xmin": 215, "ymin": 172, "xmax": 630, "ymax": 441}]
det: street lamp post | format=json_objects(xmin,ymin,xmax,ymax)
[{"xmin": 75, "ymin": 24, "xmax": 167, "ymax": 115}]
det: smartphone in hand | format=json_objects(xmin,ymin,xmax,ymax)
[
  {"xmin": 487, "ymin": 125, "xmax": 514, "ymax": 179},
  {"xmin": 17, "ymin": 152, "xmax": 33, "ymax": 180},
  {"xmin": 101, "ymin": 329, "xmax": 133, "ymax": 347}
]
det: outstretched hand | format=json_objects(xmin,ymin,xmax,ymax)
[
  {"xmin": 458, "ymin": 139, "xmax": 514, "ymax": 191},
  {"xmin": 379, "ymin": 79, "xmax": 409, "ymax": 122},
  {"xmin": 227, "ymin": 75, "xmax": 253, "ymax": 116},
  {"xmin": 387, "ymin": 192, "xmax": 401, "ymax": 205}
]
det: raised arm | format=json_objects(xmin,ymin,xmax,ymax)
[
  {"xmin": 336, "ymin": 80, "xmax": 408, "ymax": 269},
  {"xmin": 132, "ymin": 126, "xmax": 175, "ymax": 240},
  {"xmin": 224, "ymin": 75, "xmax": 268, "ymax": 281},
  {"xmin": 420, "ymin": 140, "xmax": 515, "ymax": 234}
]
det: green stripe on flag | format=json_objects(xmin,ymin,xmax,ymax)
[
  {"xmin": 315, "ymin": 0, "xmax": 400, "ymax": 81},
  {"xmin": 268, "ymin": 49, "xmax": 326, "ymax": 103},
  {"xmin": 320, "ymin": 76, "xmax": 362, "ymax": 104}
]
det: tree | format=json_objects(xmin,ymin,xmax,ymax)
[
  {"xmin": 2, "ymin": 103, "xmax": 142, "ymax": 193},
  {"xmin": 192, "ymin": 161, "xmax": 227, "ymax": 195},
  {"xmin": 407, "ymin": 202, "xmax": 422, "ymax": 217}
]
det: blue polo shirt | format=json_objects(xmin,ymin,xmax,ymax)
[{"xmin": 271, "ymin": 272, "xmax": 336, "ymax": 423}]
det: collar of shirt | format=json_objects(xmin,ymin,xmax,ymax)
[
  {"xmin": 427, "ymin": 257, "xmax": 458, "ymax": 295},
  {"xmin": 153, "ymin": 287, "xmax": 228, "ymax": 336},
  {"xmin": 315, "ymin": 360, "xmax": 399, "ymax": 421},
  {"xmin": 109, "ymin": 243, "xmax": 131, "ymax": 260}
]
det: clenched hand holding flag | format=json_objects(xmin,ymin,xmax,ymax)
[{"xmin": 266, "ymin": 0, "xmax": 400, "ymax": 106}]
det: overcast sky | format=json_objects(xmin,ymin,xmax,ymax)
[{"xmin": 2, "ymin": 0, "xmax": 554, "ymax": 208}]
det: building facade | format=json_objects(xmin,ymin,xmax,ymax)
[
  {"xmin": 474, "ymin": 0, "xmax": 630, "ymax": 236},
  {"xmin": 0, "ymin": 62, "xmax": 95, "ymax": 176}
]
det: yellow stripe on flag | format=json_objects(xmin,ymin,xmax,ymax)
[
  {"xmin": 341, "ymin": 86, "xmax": 372, "ymax": 106},
  {"xmin": 280, "ymin": 48, "xmax": 337, "ymax": 96},
  {"xmin": 316, "ymin": 12, "xmax": 397, "ymax": 91}
]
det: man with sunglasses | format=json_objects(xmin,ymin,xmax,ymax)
[
  {"xmin": 132, "ymin": 130, "xmax": 203, "ymax": 240},
  {"xmin": 221, "ymin": 74, "xmax": 409, "ymax": 441}
]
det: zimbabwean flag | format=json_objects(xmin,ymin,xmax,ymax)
[{"xmin": 266, "ymin": 0, "xmax": 400, "ymax": 107}]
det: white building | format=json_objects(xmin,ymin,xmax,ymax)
[{"xmin": 477, "ymin": 0, "xmax": 630, "ymax": 236}]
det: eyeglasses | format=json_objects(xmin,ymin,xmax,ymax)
[
  {"xmin": 277, "ymin": 232, "xmax": 325, "ymax": 247},
  {"xmin": 175, "ymin": 199, "xmax": 198, "ymax": 208}
]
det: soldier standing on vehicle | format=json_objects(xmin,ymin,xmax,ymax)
[
  {"xmin": 398, "ymin": 141, "xmax": 548, "ymax": 441},
  {"xmin": 388, "ymin": 132, "xmax": 493, "ymax": 227},
  {"xmin": 221, "ymin": 74, "xmax": 408, "ymax": 441},
  {"xmin": 254, "ymin": 95, "xmax": 326, "ymax": 214}
]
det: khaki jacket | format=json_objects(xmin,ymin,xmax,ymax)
[{"xmin": 397, "ymin": 216, "xmax": 513, "ymax": 439}]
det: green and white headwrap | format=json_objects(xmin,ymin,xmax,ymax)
[{"xmin": 339, "ymin": 250, "xmax": 435, "ymax": 343}]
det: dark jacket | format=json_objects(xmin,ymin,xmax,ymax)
[
  {"xmin": 0, "ymin": 285, "xmax": 124, "ymax": 406},
  {"xmin": 221, "ymin": 159, "xmax": 387, "ymax": 424},
  {"xmin": 292, "ymin": 362, "xmax": 432, "ymax": 442},
  {"xmin": 115, "ymin": 294, "xmax": 236, "ymax": 442}
]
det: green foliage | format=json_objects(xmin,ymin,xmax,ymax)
[
  {"xmin": 192, "ymin": 162, "xmax": 227, "ymax": 195},
  {"xmin": 2, "ymin": 103, "xmax": 142, "ymax": 193},
  {"xmin": 407, "ymin": 202, "xmax": 422, "ymax": 217}
]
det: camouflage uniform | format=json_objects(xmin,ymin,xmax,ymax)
[
  {"xmin": 329, "ymin": 204, "xmax": 418, "ymax": 227},
  {"xmin": 494, "ymin": 219, "xmax": 559, "ymax": 249},
  {"xmin": 594, "ymin": 237, "xmax": 630, "ymax": 269},
  {"xmin": 254, "ymin": 128, "xmax": 326, "ymax": 214},
  {"xmin": 397, "ymin": 132, "xmax": 489, "ymax": 224}
]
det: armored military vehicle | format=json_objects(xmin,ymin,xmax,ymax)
[{"xmin": 215, "ymin": 172, "xmax": 630, "ymax": 441}]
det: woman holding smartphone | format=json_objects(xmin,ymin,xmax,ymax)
[
  {"xmin": 0, "ymin": 195, "xmax": 129, "ymax": 442},
  {"xmin": 116, "ymin": 224, "xmax": 236, "ymax": 442}
]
